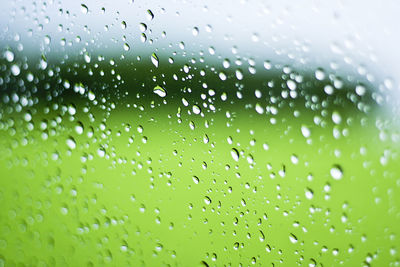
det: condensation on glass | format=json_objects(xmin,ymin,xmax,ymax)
[{"xmin": 0, "ymin": 0, "xmax": 399, "ymax": 266}]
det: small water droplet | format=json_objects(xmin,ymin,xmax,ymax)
[
  {"xmin": 81, "ymin": 4, "xmax": 88, "ymax": 14},
  {"xmin": 97, "ymin": 147, "xmax": 106, "ymax": 157},
  {"xmin": 75, "ymin": 122, "xmax": 84, "ymax": 135},
  {"xmin": 355, "ymin": 85, "xmax": 366, "ymax": 96},
  {"xmin": 153, "ymin": 85, "xmax": 167, "ymax": 97},
  {"xmin": 289, "ymin": 233, "xmax": 298, "ymax": 243},
  {"xmin": 305, "ymin": 188, "xmax": 314, "ymax": 199},
  {"xmin": 11, "ymin": 64, "xmax": 20, "ymax": 76},
  {"xmin": 123, "ymin": 43, "xmax": 130, "ymax": 51},
  {"xmin": 219, "ymin": 72, "xmax": 227, "ymax": 81},
  {"xmin": 231, "ymin": 148, "xmax": 239, "ymax": 161},
  {"xmin": 330, "ymin": 165, "xmax": 343, "ymax": 180},
  {"xmin": 151, "ymin": 53, "xmax": 159, "ymax": 67},
  {"xmin": 84, "ymin": 53, "xmax": 91, "ymax": 63},
  {"xmin": 192, "ymin": 27, "xmax": 199, "ymax": 36},
  {"xmin": 88, "ymin": 91, "xmax": 95, "ymax": 101},
  {"xmin": 192, "ymin": 105, "xmax": 201, "ymax": 115},
  {"xmin": 315, "ymin": 68, "xmax": 325, "ymax": 80},
  {"xmin": 146, "ymin": 9, "xmax": 154, "ymax": 20},
  {"xmin": 44, "ymin": 35, "xmax": 51, "ymax": 45},
  {"xmin": 235, "ymin": 69, "xmax": 243, "ymax": 80},
  {"xmin": 332, "ymin": 111, "xmax": 342, "ymax": 124},
  {"xmin": 301, "ymin": 125, "xmax": 311, "ymax": 138},
  {"xmin": 66, "ymin": 137, "xmax": 76, "ymax": 150},
  {"xmin": 139, "ymin": 23, "xmax": 147, "ymax": 32},
  {"xmin": 4, "ymin": 50, "xmax": 14, "ymax": 62},
  {"xmin": 324, "ymin": 85, "xmax": 334, "ymax": 95},
  {"xmin": 40, "ymin": 55, "xmax": 47, "ymax": 70},
  {"xmin": 204, "ymin": 196, "xmax": 212, "ymax": 205},
  {"xmin": 155, "ymin": 243, "xmax": 163, "ymax": 251},
  {"xmin": 287, "ymin": 80, "xmax": 297, "ymax": 90}
]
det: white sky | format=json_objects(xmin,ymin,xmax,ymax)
[{"xmin": 1, "ymin": 0, "xmax": 400, "ymax": 96}]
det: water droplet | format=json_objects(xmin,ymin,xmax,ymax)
[
  {"xmin": 264, "ymin": 61, "xmax": 272, "ymax": 70},
  {"xmin": 75, "ymin": 122, "xmax": 84, "ymax": 135},
  {"xmin": 315, "ymin": 68, "xmax": 325, "ymax": 80},
  {"xmin": 289, "ymin": 233, "xmax": 298, "ymax": 243},
  {"xmin": 330, "ymin": 165, "xmax": 343, "ymax": 180},
  {"xmin": 11, "ymin": 65, "xmax": 20, "ymax": 76},
  {"xmin": 84, "ymin": 53, "xmax": 91, "ymax": 63},
  {"xmin": 203, "ymin": 134, "xmax": 209, "ymax": 144},
  {"xmin": 324, "ymin": 85, "xmax": 334, "ymax": 95},
  {"xmin": 204, "ymin": 196, "xmax": 212, "ymax": 205},
  {"xmin": 332, "ymin": 111, "xmax": 342, "ymax": 124},
  {"xmin": 192, "ymin": 105, "xmax": 201, "ymax": 115},
  {"xmin": 291, "ymin": 154, "xmax": 299, "ymax": 164},
  {"xmin": 355, "ymin": 85, "xmax": 366, "ymax": 96},
  {"xmin": 40, "ymin": 55, "xmax": 47, "ymax": 70},
  {"xmin": 219, "ymin": 72, "xmax": 227, "ymax": 81},
  {"xmin": 235, "ymin": 69, "xmax": 243, "ymax": 80},
  {"xmin": 139, "ymin": 23, "xmax": 147, "ymax": 32},
  {"xmin": 4, "ymin": 50, "xmax": 14, "ymax": 62},
  {"xmin": 121, "ymin": 21, "xmax": 127, "ymax": 29},
  {"xmin": 208, "ymin": 46, "xmax": 215, "ymax": 55},
  {"xmin": 192, "ymin": 176, "xmax": 199, "ymax": 184},
  {"xmin": 255, "ymin": 103, "xmax": 264, "ymax": 114},
  {"xmin": 287, "ymin": 80, "xmax": 297, "ymax": 90},
  {"xmin": 182, "ymin": 97, "xmax": 189, "ymax": 106},
  {"xmin": 305, "ymin": 188, "xmax": 314, "ymax": 199},
  {"xmin": 88, "ymin": 91, "xmax": 95, "ymax": 101},
  {"xmin": 97, "ymin": 147, "xmax": 106, "ymax": 157},
  {"xmin": 153, "ymin": 85, "xmax": 167, "ymax": 97},
  {"xmin": 81, "ymin": 4, "xmax": 88, "ymax": 14},
  {"xmin": 192, "ymin": 27, "xmax": 199, "ymax": 36},
  {"xmin": 155, "ymin": 243, "xmax": 163, "ymax": 251},
  {"xmin": 151, "ymin": 53, "xmax": 159, "ymax": 67},
  {"xmin": 44, "ymin": 35, "xmax": 51, "ymax": 45},
  {"xmin": 66, "ymin": 137, "xmax": 76, "ymax": 150},
  {"xmin": 301, "ymin": 125, "xmax": 311, "ymax": 138},
  {"xmin": 231, "ymin": 148, "xmax": 239, "ymax": 161},
  {"xmin": 146, "ymin": 9, "xmax": 154, "ymax": 21},
  {"xmin": 123, "ymin": 43, "xmax": 130, "ymax": 51},
  {"xmin": 259, "ymin": 230, "xmax": 265, "ymax": 242},
  {"xmin": 189, "ymin": 121, "xmax": 195, "ymax": 130}
]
